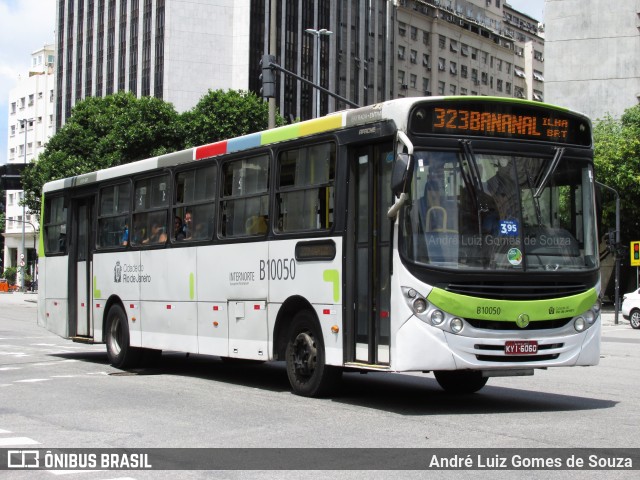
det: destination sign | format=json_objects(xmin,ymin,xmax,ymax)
[{"xmin": 410, "ymin": 101, "xmax": 591, "ymax": 146}]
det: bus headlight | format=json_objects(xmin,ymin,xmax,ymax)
[
  {"xmin": 583, "ymin": 310, "xmax": 595, "ymax": 325},
  {"xmin": 431, "ymin": 310, "xmax": 445, "ymax": 326},
  {"xmin": 450, "ymin": 317, "xmax": 464, "ymax": 333},
  {"xmin": 574, "ymin": 316, "xmax": 586, "ymax": 332},
  {"xmin": 413, "ymin": 298, "xmax": 428, "ymax": 314},
  {"xmin": 592, "ymin": 299, "xmax": 602, "ymax": 315}
]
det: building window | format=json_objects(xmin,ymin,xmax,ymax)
[
  {"xmin": 438, "ymin": 58, "xmax": 446, "ymax": 71},
  {"xmin": 461, "ymin": 65, "xmax": 468, "ymax": 78},
  {"xmin": 439, "ymin": 35, "xmax": 446, "ymax": 49},
  {"xmin": 461, "ymin": 44, "xmax": 469, "ymax": 57},
  {"xmin": 460, "ymin": 87, "xmax": 468, "ymax": 95},
  {"xmin": 423, "ymin": 31, "xmax": 429, "ymax": 45},
  {"xmin": 398, "ymin": 22, "xmax": 406, "ymax": 36},
  {"xmin": 398, "ymin": 45, "xmax": 405, "ymax": 60},
  {"xmin": 438, "ymin": 81, "xmax": 445, "ymax": 95},
  {"xmin": 398, "ymin": 70, "xmax": 406, "ymax": 85},
  {"xmin": 422, "ymin": 78, "xmax": 430, "ymax": 95},
  {"xmin": 506, "ymin": 82, "xmax": 512, "ymax": 94},
  {"xmin": 450, "ymin": 61, "xmax": 457, "ymax": 75},
  {"xmin": 410, "ymin": 50, "xmax": 417, "ymax": 64},
  {"xmin": 450, "ymin": 40, "xmax": 458, "ymax": 53},
  {"xmin": 497, "ymin": 79, "xmax": 503, "ymax": 92},
  {"xmin": 410, "ymin": 26, "xmax": 417, "ymax": 40},
  {"xmin": 450, "ymin": 84, "xmax": 456, "ymax": 95},
  {"xmin": 410, "ymin": 74, "xmax": 417, "ymax": 89},
  {"xmin": 471, "ymin": 48, "xmax": 478, "ymax": 60}
]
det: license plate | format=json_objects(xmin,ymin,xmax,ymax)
[{"xmin": 505, "ymin": 340, "xmax": 538, "ymax": 355}]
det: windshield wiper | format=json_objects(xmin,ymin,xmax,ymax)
[
  {"xmin": 534, "ymin": 147, "xmax": 565, "ymax": 198},
  {"xmin": 459, "ymin": 140, "xmax": 488, "ymax": 236}
]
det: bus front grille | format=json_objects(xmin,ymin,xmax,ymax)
[
  {"xmin": 446, "ymin": 282, "xmax": 587, "ymax": 300},
  {"xmin": 465, "ymin": 317, "xmax": 573, "ymax": 330}
]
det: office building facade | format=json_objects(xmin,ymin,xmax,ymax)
[
  {"xmin": 54, "ymin": 0, "xmax": 543, "ymax": 128},
  {"xmin": 545, "ymin": 0, "xmax": 640, "ymax": 120},
  {"xmin": 4, "ymin": 45, "xmax": 56, "ymax": 286}
]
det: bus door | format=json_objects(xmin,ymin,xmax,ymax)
[
  {"xmin": 68, "ymin": 196, "xmax": 95, "ymax": 339},
  {"xmin": 347, "ymin": 142, "xmax": 394, "ymax": 365}
]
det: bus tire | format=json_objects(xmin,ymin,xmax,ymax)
[
  {"xmin": 105, "ymin": 304, "xmax": 142, "ymax": 369},
  {"xmin": 285, "ymin": 311, "xmax": 341, "ymax": 397},
  {"xmin": 434, "ymin": 370, "xmax": 488, "ymax": 394}
]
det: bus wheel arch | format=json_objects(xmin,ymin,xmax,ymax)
[
  {"xmin": 275, "ymin": 299, "xmax": 341, "ymax": 397},
  {"xmin": 104, "ymin": 297, "xmax": 142, "ymax": 369},
  {"xmin": 273, "ymin": 295, "xmax": 314, "ymax": 361}
]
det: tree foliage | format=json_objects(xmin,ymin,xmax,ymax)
[
  {"xmin": 182, "ymin": 89, "xmax": 285, "ymax": 147},
  {"xmin": 21, "ymin": 92, "xmax": 182, "ymax": 212},
  {"xmin": 593, "ymin": 105, "xmax": 640, "ymax": 243}
]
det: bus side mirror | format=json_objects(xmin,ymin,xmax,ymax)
[{"xmin": 391, "ymin": 153, "xmax": 414, "ymax": 196}]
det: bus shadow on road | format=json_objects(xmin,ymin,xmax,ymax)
[
  {"xmin": 50, "ymin": 350, "xmax": 617, "ymax": 415},
  {"xmin": 335, "ymin": 371, "xmax": 618, "ymax": 415}
]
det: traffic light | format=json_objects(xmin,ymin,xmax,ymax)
[
  {"xmin": 260, "ymin": 54, "xmax": 276, "ymax": 99},
  {"xmin": 632, "ymin": 241, "xmax": 640, "ymax": 266}
]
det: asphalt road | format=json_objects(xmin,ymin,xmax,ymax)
[{"xmin": 0, "ymin": 292, "xmax": 638, "ymax": 479}]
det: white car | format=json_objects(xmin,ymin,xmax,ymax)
[{"xmin": 621, "ymin": 289, "xmax": 640, "ymax": 329}]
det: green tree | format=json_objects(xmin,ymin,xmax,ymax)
[
  {"xmin": 182, "ymin": 89, "xmax": 285, "ymax": 147},
  {"xmin": 21, "ymin": 92, "xmax": 182, "ymax": 213},
  {"xmin": 593, "ymin": 106, "xmax": 640, "ymax": 243}
]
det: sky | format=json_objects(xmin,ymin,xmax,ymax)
[
  {"xmin": 0, "ymin": 0, "xmax": 545, "ymax": 166},
  {"xmin": 507, "ymin": 0, "xmax": 545, "ymax": 22},
  {"xmin": 0, "ymin": 0, "xmax": 56, "ymax": 165}
]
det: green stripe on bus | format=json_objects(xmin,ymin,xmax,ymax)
[
  {"xmin": 38, "ymin": 195, "xmax": 46, "ymax": 257},
  {"xmin": 93, "ymin": 276, "xmax": 101, "ymax": 299},
  {"xmin": 323, "ymin": 269, "xmax": 340, "ymax": 303},
  {"xmin": 261, "ymin": 123, "xmax": 300, "ymax": 145},
  {"xmin": 189, "ymin": 272, "xmax": 195, "ymax": 300},
  {"xmin": 427, "ymin": 287, "xmax": 598, "ymax": 321}
]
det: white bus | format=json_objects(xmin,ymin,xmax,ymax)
[{"xmin": 38, "ymin": 97, "xmax": 601, "ymax": 396}]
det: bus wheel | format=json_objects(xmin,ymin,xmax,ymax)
[
  {"xmin": 434, "ymin": 370, "xmax": 488, "ymax": 394},
  {"xmin": 106, "ymin": 304, "xmax": 141, "ymax": 369},
  {"xmin": 630, "ymin": 309, "xmax": 640, "ymax": 329},
  {"xmin": 285, "ymin": 311, "xmax": 341, "ymax": 397}
]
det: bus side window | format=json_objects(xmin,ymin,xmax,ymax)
[
  {"xmin": 275, "ymin": 142, "xmax": 335, "ymax": 233},
  {"xmin": 43, "ymin": 195, "xmax": 67, "ymax": 254},
  {"xmin": 97, "ymin": 183, "xmax": 131, "ymax": 248},
  {"xmin": 220, "ymin": 155, "xmax": 269, "ymax": 238},
  {"xmin": 132, "ymin": 174, "xmax": 169, "ymax": 247},
  {"xmin": 173, "ymin": 164, "xmax": 217, "ymax": 242}
]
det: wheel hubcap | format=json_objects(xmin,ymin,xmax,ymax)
[{"xmin": 291, "ymin": 332, "xmax": 317, "ymax": 378}]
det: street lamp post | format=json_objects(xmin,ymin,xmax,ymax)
[
  {"xmin": 16, "ymin": 118, "xmax": 31, "ymax": 292},
  {"xmin": 305, "ymin": 28, "xmax": 333, "ymax": 118}
]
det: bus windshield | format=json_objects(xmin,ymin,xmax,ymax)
[{"xmin": 400, "ymin": 149, "xmax": 598, "ymax": 272}]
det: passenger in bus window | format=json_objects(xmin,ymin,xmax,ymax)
[
  {"xmin": 143, "ymin": 222, "xmax": 167, "ymax": 244},
  {"xmin": 184, "ymin": 210, "xmax": 193, "ymax": 239},
  {"xmin": 121, "ymin": 222, "xmax": 129, "ymax": 246},
  {"xmin": 174, "ymin": 216, "xmax": 185, "ymax": 241}
]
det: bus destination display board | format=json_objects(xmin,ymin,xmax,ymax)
[{"xmin": 410, "ymin": 101, "xmax": 591, "ymax": 146}]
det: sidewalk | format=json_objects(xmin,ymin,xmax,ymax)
[{"xmin": 0, "ymin": 291, "xmax": 39, "ymax": 305}]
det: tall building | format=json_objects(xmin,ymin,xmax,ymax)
[
  {"xmin": 545, "ymin": 0, "xmax": 640, "ymax": 120},
  {"xmin": 55, "ymin": 0, "xmax": 251, "ymax": 129},
  {"xmin": 55, "ymin": 0, "xmax": 543, "ymax": 129},
  {"xmin": 4, "ymin": 45, "xmax": 56, "ymax": 287},
  {"xmin": 391, "ymin": 0, "xmax": 544, "ymax": 100}
]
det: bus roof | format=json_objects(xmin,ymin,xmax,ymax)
[{"xmin": 42, "ymin": 96, "xmax": 589, "ymax": 193}]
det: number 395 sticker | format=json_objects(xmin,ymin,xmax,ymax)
[{"xmin": 499, "ymin": 220, "xmax": 518, "ymax": 236}]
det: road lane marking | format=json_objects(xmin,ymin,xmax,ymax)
[
  {"xmin": 0, "ymin": 437, "xmax": 41, "ymax": 446},
  {"xmin": 14, "ymin": 378, "xmax": 51, "ymax": 383}
]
